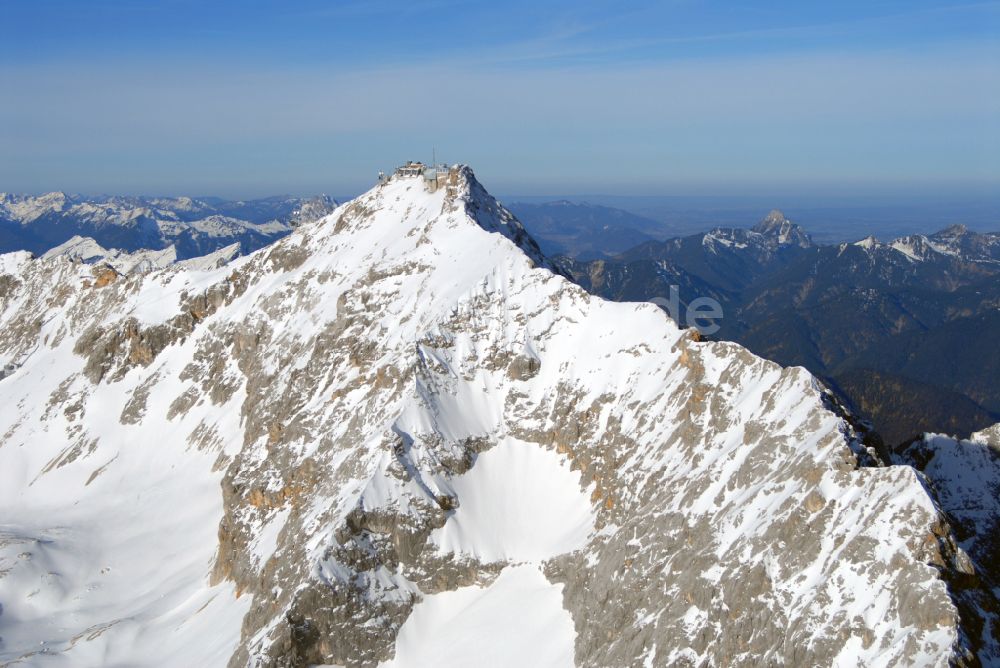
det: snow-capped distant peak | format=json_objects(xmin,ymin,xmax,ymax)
[
  {"xmin": 38, "ymin": 234, "xmax": 240, "ymax": 274},
  {"xmin": 757, "ymin": 209, "xmax": 788, "ymax": 229},
  {"xmin": 853, "ymin": 235, "xmax": 879, "ymax": 250},
  {"xmin": 41, "ymin": 235, "xmax": 178, "ymax": 274},
  {"xmin": 751, "ymin": 209, "xmax": 812, "ymax": 247},
  {"xmin": 848, "ymin": 226, "xmax": 999, "ymax": 264},
  {"xmin": 934, "ymin": 223, "xmax": 969, "ymax": 239},
  {"xmin": 41, "ymin": 235, "xmax": 112, "ymax": 263}
]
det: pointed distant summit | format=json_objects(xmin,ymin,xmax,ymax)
[
  {"xmin": 756, "ymin": 209, "xmax": 788, "ymax": 230},
  {"xmin": 926, "ymin": 223, "xmax": 1000, "ymax": 263},
  {"xmin": 853, "ymin": 234, "xmax": 880, "ymax": 249},
  {"xmin": 932, "ymin": 223, "xmax": 969, "ymax": 238},
  {"xmin": 752, "ymin": 209, "xmax": 813, "ymax": 247}
]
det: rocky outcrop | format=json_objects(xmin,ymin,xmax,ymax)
[{"xmin": 895, "ymin": 425, "xmax": 1000, "ymax": 660}]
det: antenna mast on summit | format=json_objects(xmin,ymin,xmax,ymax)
[{"xmin": 433, "ymin": 147, "xmax": 436, "ymax": 166}]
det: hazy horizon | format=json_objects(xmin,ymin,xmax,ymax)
[{"xmin": 8, "ymin": 185, "xmax": 998, "ymax": 243}]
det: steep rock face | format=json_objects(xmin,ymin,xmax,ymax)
[
  {"xmin": 0, "ymin": 168, "xmax": 994, "ymax": 667},
  {"xmin": 897, "ymin": 425, "xmax": 1000, "ymax": 602},
  {"xmin": 893, "ymin": 425, "xmax": 1000, "ymax": 662}
]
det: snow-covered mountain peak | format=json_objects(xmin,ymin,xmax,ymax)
[
  {"xmin": 697, "ymin": 209, "xmax": 812, "ymax": 260},
  {"xmin": 38, "ymin": 190, "xmax": 73, "ymax": 208},
  {"xmin": 853, "ymin": 234, "xmax": 879, "ymax": 249},
  {"xmin": 0, "ymin": 191, "xmax": 72, "ymax": 223},
  {"xmin": 0, "ymin": 165, "xmax": 996, "ymax": 667},
  {"xmin": 333, "ymin": 164, "xmax": 548, "ymax": 269}
]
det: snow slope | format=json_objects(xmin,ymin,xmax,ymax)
[
  {"xmin": 427, "ymin": 438, "xmax": 594, "ymax": 562},
  {"xmin": 0, "ymin": 166, "xmax": 994, "ymax": 667},
  {"xmin": 384, "ymin": 564, "xmax": 575, "ymax": 668}
]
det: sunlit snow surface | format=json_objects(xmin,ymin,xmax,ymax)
[
  {"xmin": 430, "ymin": 439, "xmax": 594, "ymax": 562},
  {"xmin": 381, "ymin": 440, "xmax": 592, "ymax": 667},
  {"xmin": 0, "ymin": 309, "xmax": 250, "ymax": 665},
  {"xmin": 382, "ymin": 565, "xmax": 575, "ymax": 668}
]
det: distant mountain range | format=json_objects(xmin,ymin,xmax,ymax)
[
  {"xmin": 40, "ymin": 235, "xmax": 244, "ymax": 274},
  {"xmin": 559, "ymin": 211, "xmax": 1000, "ymax": 445},
  {"xmin": 0, "ymin": 192, "xmax": 337, "ymax": 259}
]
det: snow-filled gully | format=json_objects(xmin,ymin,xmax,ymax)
[{"xmin": 382, "ymin": 439, "xmax": 594, "ymax": 668}]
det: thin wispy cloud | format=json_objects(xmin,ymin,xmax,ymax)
[
  {"xmin": 467, "ymin": 1, "xmax": 1000, "ymax": 67},
  {"xmin": 1, "ymin": 0, "xmax": 997, "ymax": 195}
]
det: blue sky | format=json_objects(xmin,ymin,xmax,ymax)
[{"xmin": 1, "ymin": 0, "xmax": 998, "ymax": 197}]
